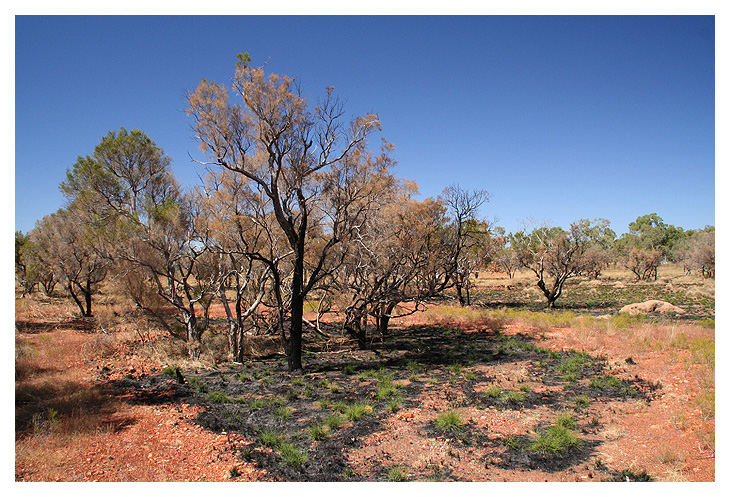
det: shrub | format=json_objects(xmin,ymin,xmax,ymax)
[
  {"xmin": 375, "ymin": 379, "xmax": 401, "ymax": 400},
  {"xmin": 528, "ymin": 416, "xmax": 581, "ymax": 455},
  {"xmin": 343, "ymin": 364, "xmax": 356, "ymax": 375},
  {"xmin": 573, "ymin": 395, "xmax": 592, "ymax": 407},
  {"xmin": 277, "ymin": 441, "xmax": 308, "ymax": 468},
  {"xmin": 434, "ymin": 410, "xmax": 464, "ymax": 432},
  {"xmin": 386, "ymin": 396, "xmax": 404, "ymax": 412},
  {"xmin": 188, "ymin": 376, "xmax": 208, "ymax": 393},
  {"xmin": 237, "ymin": 372, "xmax": 252, "ymax": 382},
  {"xmin": 259, "ymin": 429, "xmax": 283, "ymax": 447},
  {"xmin": 308, "ymin": 423, "xmax": 329, "ymax": 441},
  {"xmin": 484, "ymin": 385, "xmax": 502, "ymax": 398},
  {"xmin": 161, "ymin": 365, "xmax": 177, "ymax": 378},
  {"xmin": 207, "ymin": 391, "xmax": 234, "ymax": 404},
  {"xmin": 324, "ymin": 413, "xmax": 345, "ymax": 430},
  {"xmin": 345, "ymin": 402, "xmax": 373, "ymax": 421},
  {"xmin": 274, "ymin": 406, "xmax": 293, "ymax": 419},
  {"xmin": 506, "ymin": 390, "xmax": 528, "ymax": 403},
  {"xmin": 387, "ymin": 466, "xmax": 407, "ymax": 482}
]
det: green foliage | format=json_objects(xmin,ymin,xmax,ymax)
[
  {"xmin": 504, "ymin": 435, "xmax": 524, "ymax": 450},
  {"xmin": 259, "ymin": 429, "xmax": 283, "ymax": 447},
  {"xmin": 387, "ymin": 466, "xmax": 407, "ymax": 482},
  {"xmin": 505, "ymin": 390, "xmax": 528, "ymax": 403},
  {"xmin": 343, "ymin": 364, "xmax": 356, "ymax": 375},
  {"xmin": 386, "ymin": 396, "xmax": 404, "ymax": 412},
  {"xmin": 161, "ymin": 365, "xmax": 177, "ymax": 378},
  {"xmin": 324, "ymin": 413, "xmax": 345, "ymax": 430},
  {"xmin": 188, "ymin": 376, "xmax": 208, "ymax": 393},
  {"xmin": 434, "ymin": 410, "xmax": 464, "ymax": 432},
  {"xmin": 527, "ymin": 416, "xmax": 582, "ymax": 455},
  {"xmin": 236, "ymin": 372, "xmax": 252, "ymax": 382},
  {"xmin": 235, "ymin": 51, "xmax": 252, "ymax": 68},
  {"xmin": 558, "ymin": 351, "xmax": 589, "ymax": 381},
  {"xmin": 274, "ymin": 406, "xmax": 293, "ymax": 419},
  {"xmin": 484, "ymin": 386, "xmax": 502, "ymax": 398},
  {"xmin": 345, "ymin": 402, "xmax": 373, "ymax": 421},
  {"xmin": 206, "ymin": 391, "xmax": 234, "ymax": 404},
  {"xmin": 308, "ymin": 423, "xmax": 329, "ymax": 441},
  {"xmin": 573, "ymin": 395, "xmax": 592, "ymax": 407}
]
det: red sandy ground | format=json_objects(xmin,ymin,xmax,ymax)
[{"xmin": 15, "ymin": 299, "xmax": 714, "ymax": 481}]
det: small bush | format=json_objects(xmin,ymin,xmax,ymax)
[
  {"xmin": 343, "ymin": 364, "xmax": 356, "ymax": 375},
  {"xmin": 434, "ymin": 410, "xmax": 464, "ymax": 432},
  {"xmin": 573, "ymin": 395, "xmax": 592, "ymax": 407},
  {"xmin": 375, "ymin": 379, "xmax": 401, "ymax": 400}
]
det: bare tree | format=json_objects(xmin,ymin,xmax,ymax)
[
  {"xmin": 440, "ymin": 185, "xmax": 491, "ymax": 306},
  {"xmin": 622, "ymin": 247, "xmax": 662, "ymax": 281},
  {"xmin": 187, "ymin": 56, "xmax": 394, "ymax": 370},
  {"xmin": 31, "ymin": 205, "xmax": 109, "ymax": 316}
]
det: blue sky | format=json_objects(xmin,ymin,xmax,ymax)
[{"xmin": 15, "ymin": 15, "xmax": 715, "ymax": 235}]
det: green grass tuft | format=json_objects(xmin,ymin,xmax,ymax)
[{"xmin": 434, "ymin": 410, "xmax": 464, "ymax": 432}]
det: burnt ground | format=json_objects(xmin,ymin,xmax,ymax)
[{"xmin": 104, "ymin": 324, "xmax": 665, "ymax": 481}]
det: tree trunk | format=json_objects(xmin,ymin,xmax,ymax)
[
  {"xmin": 84, "ymin": 278, "xmax": 92, "ymax": 317},
  {"xmin": 455, "ymin": 279, "xmax": 465, "ymax": 306},
  {"xmin": 185, "ymin": 311, "xmax": 200, "ymax": 360}
]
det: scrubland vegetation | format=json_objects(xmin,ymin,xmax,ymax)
[{"xmin": 15, "ymin": 55, "xmax": 714, "ymax": 482}]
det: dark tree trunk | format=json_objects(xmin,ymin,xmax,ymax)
[
  {"xmin": 84, "ymin": 278, "xmax": 92, "ymax": 316},
  {"xmin": 455, "ymin": 279, "xmax": 465, "ymax": 306}
]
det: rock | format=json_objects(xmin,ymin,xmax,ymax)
[{"xmin": 619, "ymin": 300, "xmax": 685, "ymax": 316}]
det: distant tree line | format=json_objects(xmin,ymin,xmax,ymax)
[{"xmin": 14, "ymin": 55, "xmax": 715, "ymax": 370}]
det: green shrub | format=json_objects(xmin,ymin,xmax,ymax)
[
  {"xmin": 434, "ymin": 410, "xmax": 464, "ymax": 432},
  {"xmin": 375, "ymin": 379, "xmax": 401, "ymax": 400},
  {"xmin": 484, "ymin": 385, "xmax": 502, "ymax": 398},
  {"xmin": 207, "ymin": 391, "xmax": 234, "ymax": 404},
  {"xmin": 260, "ymin": 429, "xmax": 283, "ymax": 447},
  {"xmin": 573, "ymin": 395, "xmax": 592, "ymax": 407},
  {"xmin": 343, "ymin": 364, "xmax": 356, "ymax": 375},
  {"xmin": 161, "ymin": 365, "xmax": 177, "ymax": 378},
  {"xmin": 345, "ymin": 402, "xmax": 373, "ymax": 421},
  {"xmin": 528, "ymin": 417, "xmax": 581, "ymax": 455},
  {"xmin": 274, "ymin": 406, "xmax": 293, "ymax": 419},
  {"xmin": 189, "ymin": 377, "xmax": 208, "ymax": 393},
  {"xmin": 387, "ymin": 466, "xmax": 407, "ymax": 482},
  {"xmin": 506, "ymin": 390, "xmax": 528, "ymax": 403},
  {"xmin": 504, "ymin": 435, "xmax": 523, "ymax": 450},
  {"xmin": 324, "ymin": 413, "xmax": 345, "ymax": 430},
  {"xmin": 386, "ymin": 396, "xmax": 404, "ymax": 412},
  {"xmin": 277, "ymin": 441, "xmax": 308, "ymax": 468},
  {"xmin": 308, "ymin": 423, "xmax": 329, "ymax": 441}
]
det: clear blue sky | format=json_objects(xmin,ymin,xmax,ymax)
[{"xmin": 15, "ymin": 15, "xmax": 715, "ymax": 236}]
